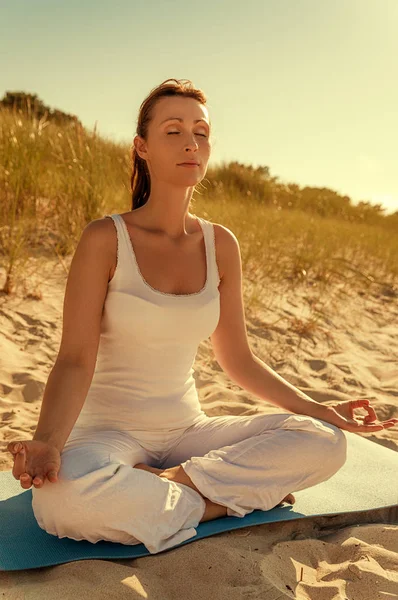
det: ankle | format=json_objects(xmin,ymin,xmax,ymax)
[
  {"xmin": 159, "ymin": 465, "xmax": 204, "ymax": 497},
  {"xmin": 200, "ymin": 498, "xmax": 228, "ymax": 523}
]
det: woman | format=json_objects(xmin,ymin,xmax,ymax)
[{"xmin": 8, "ymin": 78, "xmax": 398, "ymax": 555}]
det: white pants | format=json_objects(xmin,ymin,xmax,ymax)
[{"xmin": 31, "ymin": 412, "xmax": 347, "ymax": 554}]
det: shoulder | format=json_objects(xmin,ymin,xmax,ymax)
[
  {"xmin": 212, "ymin": 222, "xmax": 239, "ymax": 244},
  {"xmin": 77, "ymin": 217, "xmax": 119, "ymax": 280},
  {"xmin": 82, "ymin": 216, "xmax": 117, "ymax": 242},
  {"xmin": 78, "ymin": 217, "xmax": 118, "ymax": 263},
  {"xmin": 82, "ymin": 215, "xmax": 112, "ymax": 232}
]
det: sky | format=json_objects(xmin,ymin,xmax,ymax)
[{"xmin": 2, "ymin": 0, "xmax": 397, "ymax": 215}]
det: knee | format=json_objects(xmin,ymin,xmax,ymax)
[
  {"xmin": 31, "ymin": 476, "xmax": 84, "ymax": 537},
  {"xmin": 295, "ymin": 415, "xmax": 347, "ymax": 476},
  {"xmin": 285, "ymin": 414, "xmax": 347, "ymax": 471},
  {"xmin": 31, "ymin": 457, "xmax": 113, "ymax": 538},
  {"xmin": 31, "ymin": 445, "xmax": 118, "ymax": 536},
  {"xmin": 31, "ymin": 462, "xmax": 143, "ymax": 542}
]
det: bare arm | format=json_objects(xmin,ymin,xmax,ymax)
[
  {"xmin": 33, "ymin": 361, "xmax": 96, "ymax": 452},
  {"xmin": 210, "ymin": 225, "xmax": 324, "ymax": 417},
  {"xmin": 32, "ymin": 217, "xmax": 115, "ymax": 453}
]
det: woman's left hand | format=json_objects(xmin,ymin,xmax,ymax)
[{"xmin": 318, "ymin": 399, "xmax": 398, "ymax": 433}]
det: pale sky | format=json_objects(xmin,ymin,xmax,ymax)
[{"xmin": 2, "ymin": 0, "xmax": 397, "ymax": 214}]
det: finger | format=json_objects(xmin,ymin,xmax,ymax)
[
  {"xmin": 349, "ymin": 400, "xmax": 366, "ymax": 420},
  {"xmin": 12, "ymin": 449, "xmax": 27, "ymax": 480},
  {"xmin": 46, "ymin": 470, "xmax": 58, "ymax": 482},
  {"xmin": 353, "ymin": 401, "xmax": 378, "ymax": 425},
  {"xmin": 358, "ymin": 425, "xmax": 384, "ymax": 432},
  {"xmin": 364, "ymin": 404, "xmax": 378, "ymax": 422},
  {"xmin": 31, "ymin": 472, "xmax": 45, "ymax": 488},
  {"xmin": 352, "ymin": 418, "xmax": 398, "ymax": 432},
  {"xmin": 14, "ymin": 446, "xmax": 38, "ymax": 488},
  {"xmin": 8, "ymin": 441, "xmax": 24, "ymax": 457},
  {"xmin": 353, "ymin": 399, "xmax": 378, "ymax": 421},
  {"xmin": 354, "ymin": 414, "xmax": 376, "ymax": 424},
  {"xmin": 36, "ymin": 467, "xmax": 58, "ymax": 487},
  {"xmin": 21, "ymin": 470, "xmax": 58, "ymax": 489},
  {"xmin": 19, "ymin": 473, "xmax": 33, "ymax": 489},
  {"xmin": 346, "ymin": 421, "xmax": 384, "ymax": 432},
  {"xmin": 351, "ymin": 399, "xmax": 370, "ymax": 408},
  {"xmin": 381, "ymin": 419, "xmax": 398, "ymax": 428},
  {"xmin": 20, "ymin": 471, "xmax": 45, "ymax": 489}
]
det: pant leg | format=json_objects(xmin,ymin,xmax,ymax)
[
  {"xmin": 31, "ymin": 428, "xmax": 206, "ymax": 554},
  {"xmin": 160, "ymin": 412, "xmax": 347, "ymax": 518}
]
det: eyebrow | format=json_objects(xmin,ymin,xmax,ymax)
[{"xmin": 160, "ymin": 117, "xmax": 209, "ymax": 126}]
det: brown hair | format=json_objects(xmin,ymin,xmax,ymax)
[{"xmin": 130, "ymin": 78, "xmax": 209, "ymax": 210}]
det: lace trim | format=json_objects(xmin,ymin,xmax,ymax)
[
  {"xmin": 118, "ymin": 214, "xmax": 210, "ymax": 298},
  {"xmin": 210, "ymin": 220, "xmax": 221, "ymax": 286}
]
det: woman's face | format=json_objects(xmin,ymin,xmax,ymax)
[{"xmin": 135, "ymin": 96, "xmax": 212, "ymax": 187}]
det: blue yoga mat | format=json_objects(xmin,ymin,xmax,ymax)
[{"xmin": 1, "ymin": 430, "xmax": 397, "ymax": 571}]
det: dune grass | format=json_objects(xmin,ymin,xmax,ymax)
[{"xmin": 1, "ymin": 104, "xmax": 397, "ymax": 326}]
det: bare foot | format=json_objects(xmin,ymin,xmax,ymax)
[
  {"xmin": 280, "ymin": 492, "xmax": 295, "ymax": 505},
  {"xmin": 134, "ymin": 463, "xmax": 208, "ymax": 498},
  {"xmin": 133, "ymin": 463, "xmax": 163, "ymax": 475},
  {"xmin": 158, "ymin": 465, "xmax": 205, "ymax": 496},
  {"xmin": 133, "ymin": 463, "xmax": 296, "ymax": 508},
  {"xmin": 133, "ymin": 463, "xmax": 227, "ymax": 522}
]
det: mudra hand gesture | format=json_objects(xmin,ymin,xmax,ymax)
[
  {"xmin": 323, "ymin": 399, "xmax": 398, "ymax": 433},
  {"xmin": 7, "ymin": 440, "xmax": 61, "ymax": 489}
]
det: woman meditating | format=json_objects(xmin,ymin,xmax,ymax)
[{"xmin": 8, "ymin": 78, "xmax": 397, "ymax": 555}]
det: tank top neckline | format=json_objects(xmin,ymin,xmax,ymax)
[{"xmin": 115, "ymin": 213, "xmax": 212, "ymax": 299}]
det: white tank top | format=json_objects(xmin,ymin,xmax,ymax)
[{"xmin": 70, "ymin": 213, "xmax": 221, "ymax": 434}]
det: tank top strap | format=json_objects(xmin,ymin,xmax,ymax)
[
  {"xmin": 198, "ymin": 217, "xmax": 221, "ymax": 289},
  {"xmin": 104, "ymin": 213, "xmax": 132, "ymax": 284}
]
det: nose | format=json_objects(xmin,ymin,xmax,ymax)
[{"xmin": 183, "ymin": 135, "xmax": 199, "ymax": 151}]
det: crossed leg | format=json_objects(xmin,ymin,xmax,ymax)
[
  {"xmin": 133, "ymin": 463, "xmax": 296, "ymax": 523},
  {"xmin": 135, "ymin": 411, "xmax": 346, "ymax": 522}
]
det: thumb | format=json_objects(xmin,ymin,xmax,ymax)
[{"xmin": 48, "ymin": 470, "xmax": 58, "ymax": 481}]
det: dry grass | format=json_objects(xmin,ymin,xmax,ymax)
[{"xmin": 1, "ymin": 105, "xmax": 397, "ymax": 328}]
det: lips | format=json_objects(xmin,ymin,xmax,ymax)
[{"xmin": 178, "ymin": 161, "xmax": 199, "ymax": 165}]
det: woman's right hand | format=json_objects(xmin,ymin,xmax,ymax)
[{"xmin": 7, "ymin": 440, "xmax": 61, "ymax": 489}]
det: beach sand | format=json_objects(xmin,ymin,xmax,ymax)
[{"xmin": 1, "ymin": 256, "xmax": 397, "ymax": 599}]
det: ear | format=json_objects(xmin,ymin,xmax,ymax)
[{"xmin": 133, "ymin": 135, "xmax": 148, "ymax": 161}]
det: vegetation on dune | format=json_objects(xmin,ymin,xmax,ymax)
[{"xmin": 1, "ymin": 92, "xmax": 397, "ymax": 322}]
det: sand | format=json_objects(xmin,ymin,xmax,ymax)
[{"xmin": 1, "ymin": 256, "xmax": 397, "ymax": 599}]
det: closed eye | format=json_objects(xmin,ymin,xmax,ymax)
[{"xmin": 168, "ymin": 132, "xmax": 208, "ymax": 138}]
